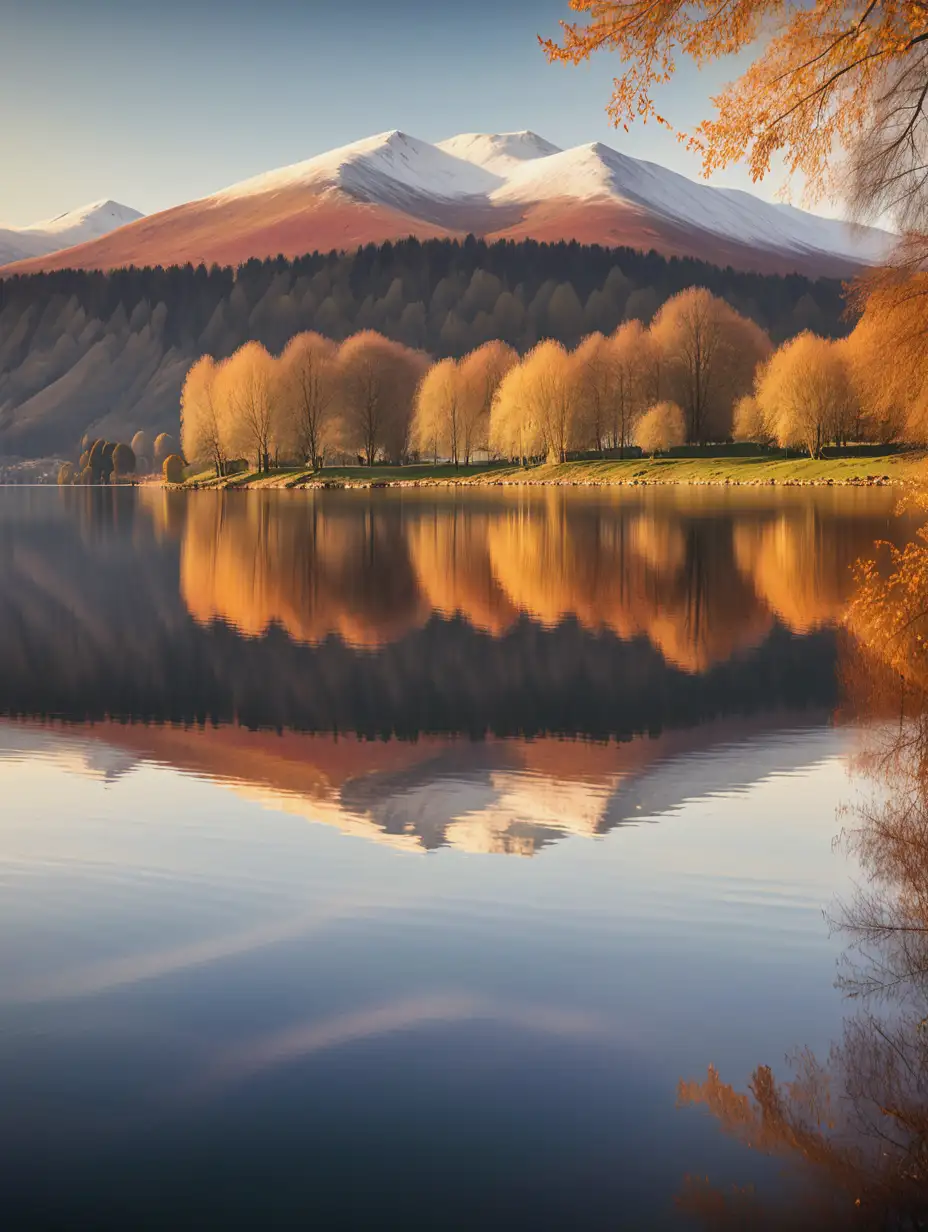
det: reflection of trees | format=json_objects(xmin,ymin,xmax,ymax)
[
  {"xmin": 677, "ymin": 524, "xmax": 928, "ymax": 1228},
  {"xmin": 0, "ymin": 488, "xmax": 897, "ymax": 737},
  {"xmin": 178, "ymin": 493, "xmax": 428, "ymax": 647},
  {"xmin": 165, "ymin": 490, "xmax": 907, "ymax": 676},
  {"xmin": 407, "ymin": 502, "xmax": 517, "ymax": 634},
  {"xmin": 734, "ymin": 509, "xmax": 866, "ymax": 633}
]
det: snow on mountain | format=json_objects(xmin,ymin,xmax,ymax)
[
  {"xmin": 0, "ymin": 199, "xmax": 143, "ymax": 267},
  {"xmin": 436, "ymin": 131, "xmax": 562, "ymax": 177},
  {"xmin": 0, "ymin": 129, "xmax": 895, "ymax": 276},
  {"xmin": 213, "ymin": 130, "xmax": 499, "ymax": 205},
  {"xmin": 491, "ymin": 141, "xmax": 894, "ymax": 265},
  {"xmin": 19, "ymin": 199, "xmax": 143, "ymax": 238}
]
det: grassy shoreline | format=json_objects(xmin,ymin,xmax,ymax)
[{"xmin": 181, "ymin": 451, "xmax": 928, "ymax": 491}]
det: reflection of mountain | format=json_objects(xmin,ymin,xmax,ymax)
[
  {"xmin": 0, "ymin": 716, "xmax": 840, "ymax": 857},
  {"xmin": 0, "ymin": 488, "xmax": 914, "ymax": 738}
]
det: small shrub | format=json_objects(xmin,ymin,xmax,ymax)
[
  {"xmin": 154, "ymin": 433, "xmax": 176, "ymax": 466},
  {"xmin": 112, "ymin": 443, "xmax": 136, "ymax": 479},
  {"xmin": 163, "ymin": 454, "xmax": 185, "ymax": 484},
  {"xmin": 131, "ymin": 431, "xmax": 151, "ymax": 460},
  {"xmin": 634, "ymin": 402, "xmax": 687, "ymax": 454}
]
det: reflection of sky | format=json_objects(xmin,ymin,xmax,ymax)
[
  {"xmin": 0, "ymin": 724, "xmax": 858, "ymax": 1223},
  {"xmin": 3, "ymin": 0, "xmax": 779, "ymax": 226}
]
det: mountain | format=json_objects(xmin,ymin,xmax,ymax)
[
  {"xmin": 0, "ymin": 200, "xmax": 143, "ymax": 267},
  {"xmin": 1, "ymin": 131, "xmax": 894, "ymax": 278}
]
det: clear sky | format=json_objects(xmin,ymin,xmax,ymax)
[{"xmin": 1, "ymin": 0, "xmax": 798, "ymax": 227}]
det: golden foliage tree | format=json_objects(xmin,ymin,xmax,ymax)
[
  {"xmin": 521, "ymin": 340, "xmax": 582, "ymax": 463},
  {"xmin": 458, "ymin": 340, "xmax": 518, "ymax": 464},
  {"xmin": 222, "ymin": 342, "xmax": 276, "ymax": 472},
  {"xmin": 163, "ymin": 454, "xmax": 185, "ymax": 485},
  {"xmin": 633, "ymin": 400, "xmax": 686, "ymax": 453},
  {"xmin": 278, "ymin": 331, "xmax": 337, "ymax": 468},
  {"xmin": 650, "ymin": 289, "xmax": 770, "ymax": 443},
  {"xmin": 610, "ymin": 320, "xmax": 660, "ymax": 451},
  {"xmin": 732, "ymin": 394, "xmax": 771, "ymax": 445},
  {"xmin": 336, "ymin": 331, "xmax": 427, "ymax": 466},
  {"xmin": 847, "ymin": 294, "xmax": 926, "ymax": 443},
  {"xmin": 181, "ymin": 355, "xmax": 228, "ymax": 478},
  {"xmin": 756, "ymin": 332, "xmax": 856, "ymax": 456},
  {"xmin": 572, "ymin": 332, "xmax": 613, "ymax": 454},
  {"xmin": 542, "ymin": 0, "xmax": 928, "ymax": 242},
  {"xmin": 413, "ymin": 358, "xmax": 464, "ymax": 465},
  {"xmin": 489, "ymin": 363, "xmax": 541, "ymax": 462}
]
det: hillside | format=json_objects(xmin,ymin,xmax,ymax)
[
  {"xmin": 0, "ymin": 239, "xmax": 849, "ymax": 458},
  {"xmin": 2, "ymin": 130, "xmax": 892, "ymax": 278}
]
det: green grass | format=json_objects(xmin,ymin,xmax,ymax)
[
  {"xmin": 181, "ymin": 451, "xmax": 928, "ymax": 490},
  {"xmin": 468, "ymin": 452, "xmax": 927, "ymax": 486}
]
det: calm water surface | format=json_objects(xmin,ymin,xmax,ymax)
[{"xmin": 0, "ymin": 486, "xmax": 921, "ymax": 1229}]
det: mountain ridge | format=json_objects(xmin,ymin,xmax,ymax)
[
  {"xmin": 1, "ymin": 130, "xmax": 895, "ymax": 278},
  {"xmin": 0, "ymin": 200, "xmax": 143, "ymax": 267}
]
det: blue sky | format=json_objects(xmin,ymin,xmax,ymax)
[{"xmin": 2, "ymin": 0, "xmax": 790, "ymax": 225}]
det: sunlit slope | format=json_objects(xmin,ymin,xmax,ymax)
[{"xmin": 3, "ymin": 130, "xmax": 892, "ymax": 277}]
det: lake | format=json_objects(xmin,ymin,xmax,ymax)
[{"xmin": 0, "ymin": 485, "xmax": 924, "ymax": 1229}]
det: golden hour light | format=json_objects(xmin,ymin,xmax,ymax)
[{"xmin": 5, "ymin": 0, "xmax": 928, "ymax": 1223}]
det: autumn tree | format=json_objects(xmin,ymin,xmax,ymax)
[
  {"xmin": 542, "ymin": 0, "xmax": 925, "ymax": 250},
  {"xmin": 88, "ymin": 439, "xmax": 113, "ymax": 485},
  {"xmin": 609, "ymin": 320, "xmax": 659, "ymax": 452},
  {"xmin": 224, "ymin": 341, "xmax": 276, "ymax": 472},
  {"xmin": 458, "ymin": 340, "xmax": 518, "ymax": 464},
  {"xmin": 131, "ymin": 431, "xmax": 151, "ymax": 462},
  {"xmin": 846, "ymin": 306, "xmax": 917, "ymax": 443},
  {"xmin": 756, "ymin": 332, "xmax": 856, "ymax": 456},
  {"xmin": 112, "ymin": 443, "xmax": 136, "ymax": 481},
  {"xmin": 519, "ymin": 340, "xmax": 582, "ymax": 463},
  {"xmin": 732, "ymin": 395, "xmax": 771, "ymax": 445},
  {"xmin": 490, "ymin": 362, "xmax": 544, "ymax": 463},
  {"xmin": 413, "ymin": 358, "xmax": 464, "ymax": 465},
  {"xmin": 153, "ymin": 433, "xmax": 175, "ymax": 467},
  {"xmin": 651, "ymin": 289, "xmax": 770, "ymax": 443},
  {"xmin": 180, "ymin": 355, "xmax": 228, "ymax": 478},
  {"xmin": 634, "ymin": 401, "xmax": 686, "ymax": 454},
  {"xmin": 335, "ymin": 332, "xmax": 427, "ymax": 466},
  {"xmin": 163, "ymin": 454, "xmax": 185, "ymax": 485},
  {"xmin": 58, "ymin": 463, "xmax": 74, "ymax": 486},
  {"xmin": 572, "ymin": 332, "xmax": 613, "ymax": 454},
  {"xmin": 278, "ymin": 331, "xmax": 337, "ymax": 468}
]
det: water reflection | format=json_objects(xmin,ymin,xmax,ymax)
[
  {"xmin": 1, "ymin": 486, "xmax": 917, "ymax": 1229},
  {"xmin": 0, "ymin": 716, "xmax": 838, "ymax": 857},
  {"xmin": 677, "ymin": 514, "xmax": 928, "ymax": 1228},
  {"xmin": 160, "ymin": 488, "xmax": 905, "ymax": 671},
  {"xmin": 0, "ymin": 486, "xmax": 912, "ymax": 740}
]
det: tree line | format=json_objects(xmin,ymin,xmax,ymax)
[
  {"xmin": 0, "ymin": 238, "xmax": 853, "ymax": 460},
  {"xmin": 182, "ymin": 282, "xmax": 919, "ymax": 472},
  {"xmin": 57, "ymin": 430, "xmax": 182, "ymax": 485}
]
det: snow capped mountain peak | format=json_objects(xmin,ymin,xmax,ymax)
[
  {"xmin": 20, "ymin": 199, "xmax": 143, "ymax": 237},
  {"xmin": 213, "ymin": 129, "xmax": 500, "ymax": 205},
  {"xmin": 437, "ymin": 131, "xmax": 562, "ymax": 176},
  {"xmin": 1, "ymin": 126, "xmax": 897, "ymax": 276},
  {"xmin": 0, "ymin": 199, "xmax": 144, "ymax": 267},
  {"xmin": 492, "ymin": 142, "xmax": 625, "ymax": 204}
]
